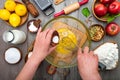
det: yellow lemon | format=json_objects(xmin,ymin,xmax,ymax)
[
  {"xmin": 9, "ymin": 13, "xmax": 21, "ymax": 27},
  {"xmin": 5, "ymin": 0, "xmax": 16, "ymax": 12},
  {"xmin": 0, "ymin": 9, "xmax": 10, "ymax": 20},
  {"xmin": 15, "ymin": 4, "xmax": 27, "ymax": 16}
]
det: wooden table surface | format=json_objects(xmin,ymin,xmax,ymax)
[{"xmin": 0, "ymin": 0, "xmax": 120, "ymax": 80}]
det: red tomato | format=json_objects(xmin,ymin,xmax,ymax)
[
  {"xmin": 105, "ymin": 22, "xmax": 120, "ymax": 36},
  {"xmin": 94, "ymin": 3, "xmax": 107, "ymax": 17},
  {"xmin": 108, "ymin": 1, "xmax": 120, "ymax": 14}
]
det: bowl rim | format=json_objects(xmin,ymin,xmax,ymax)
[
  {"xmin": 92, "ymin": 0, "xmax": 107, "ymax": 22},
  {"xmin": 5, "ymin": 1, "xmax": 29, "ymax": 27},
  {"xmin": 4, "ymin": 46, "xmax": 22, "ymax": 65},
  {"xmin": 43, "ymin": 16, "xmax": 91, "ymax": 68},
  {"xmin": 89, "ymin": 24, "xmax": 105, "ymax": 42}
]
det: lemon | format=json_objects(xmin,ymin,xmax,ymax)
[
  {"xmin": 0, "ymin": 9, "xmax": 10, "ymax": 20},
  {"xmin": 15, "ymin": 4, "xmax": 27, "ymax": 16},
  {"xmin": 5, "ymin": 0, "xmax": 16, "ymax": 12},
  {"xmin": 9, "ymin": 13, "xmax": 21, "ymax": 27}
]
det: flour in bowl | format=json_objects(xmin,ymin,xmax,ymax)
[{"xmin": 94, "ymin": 42, "xmax": 119, "ymax": 70}]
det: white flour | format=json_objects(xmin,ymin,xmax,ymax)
[
  {"xmin": 94, "ymin": 42, "xmax": 119, "ymax": 70},
  {"xmin": 28, "ymin": 21, "xmax": 38, "ymax": 32}
]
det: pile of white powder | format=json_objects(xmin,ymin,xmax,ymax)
[{"xmin": 94, "ymin": 42, "xmax": 119, "ymax": 70}]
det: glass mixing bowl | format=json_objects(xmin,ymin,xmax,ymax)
[{"xmin": 43, "ymin": 16, "xmax": 91, "ymax": 68}]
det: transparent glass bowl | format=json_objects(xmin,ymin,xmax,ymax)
[{"xmin": 43, "ymin": 16, "xmax": 91, "ymax": 68}]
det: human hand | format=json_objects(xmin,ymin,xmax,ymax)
[
  {"xmin": 32, "ymin": 28, "xmax": 56, "ymax": 61},
  {"xmin": 77, "ymin": 46, "xmax": 101, "ymax": 80}
]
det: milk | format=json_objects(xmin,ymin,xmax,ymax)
[{"xmin": 3, "ymin": 30, "xmax": 26, "ymax": 44}]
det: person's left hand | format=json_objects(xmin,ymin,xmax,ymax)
[{"xmin": 32, "ymin": 28, "xmax": 56, "ymax": 61}]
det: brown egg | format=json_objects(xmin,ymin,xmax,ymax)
[{"xmin": 51, "ymin": 31, "xmax": 60, "ymax": 46}]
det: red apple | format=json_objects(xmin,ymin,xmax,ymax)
[
  {"xmin": 100, "ymin": 0, "xmax": 115, "ymax": 4},
  {"xmin": 108, "ymin": 1, "xmax": 120, "ymax": 14},
  {"xmin": 105, "ymin": 22, "xmax": 120, "ymax": 36},
  {"xmin": 94, "ymin": 3, "xmax": 107, "ymax": 17}
]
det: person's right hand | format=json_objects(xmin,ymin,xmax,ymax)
[
  {"xmin": 32, "ymin": 28, "xmax": 56, "ymax": 62},
  {"xmin": 77, "ymin": 46, "xmax": 102, "ymax": 80},
  {"xmin": 16, "ymin": 28, "xmax": 56, "ymax": 80}
]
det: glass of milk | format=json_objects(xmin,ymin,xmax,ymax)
[{"xmin": 3, "ymin": 30, "xmax": 26, "ymax": 44}]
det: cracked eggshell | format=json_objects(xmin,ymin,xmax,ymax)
[
  {"xmin": 51, "ymin": 31, "xmax": 60, "ymax": 46},
  {"xmin": 4, "ymin": 47, "xmax": 22, "ymax": 64}
]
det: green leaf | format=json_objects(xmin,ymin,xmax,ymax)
[
  {"xmin": 115, "ymin": 13, "xmax": 120, "ymax": 17},
  {"xmin": 107, "ymin": 15, "xmax": 115, "ymax": 23},
  {"xmin": 107, "ymin": 13, "xmax": 120, "ymax": 23},
  {"xmin": 82, "ymin": 7, "xmax": 90, "ymax": 18},
  {"xmin": 103, "ymin": 13, "xmax": 110, "ymax": 18}
]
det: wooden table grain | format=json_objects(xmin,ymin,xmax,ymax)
[{"xmin": 0, "ymin": 0, "xmax": 120, "ymax": 80}]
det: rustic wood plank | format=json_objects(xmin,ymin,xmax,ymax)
[
  {"xmin": 0, "ymin": 0, "xmax": 28, "ymax": 80},
  {"xmin": 0, "ymin": 0, "xmax": 120, "ymax": 80}
]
